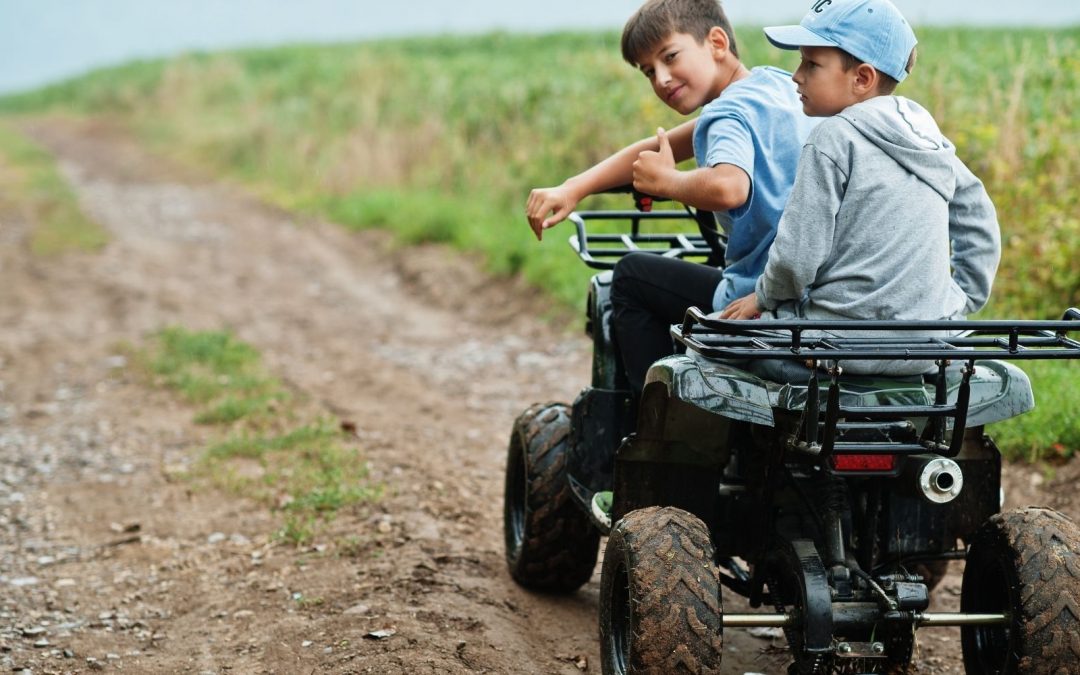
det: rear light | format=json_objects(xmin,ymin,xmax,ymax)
[{"xmin": 830, "ymin": 454, "xmax": 897, "ymax": 472}]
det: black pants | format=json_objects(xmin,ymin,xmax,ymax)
[{"xmin": 610, "ymin": 252, "xmax": 723, "ymax": 392}]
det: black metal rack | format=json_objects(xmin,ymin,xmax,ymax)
[
  {"xmin": 672, "ymin": 307, "xmax": 1080, "ymax": 459},
  {"xmin": 568, "ymin": 209, "xmax": 715, "ymax": 270}
]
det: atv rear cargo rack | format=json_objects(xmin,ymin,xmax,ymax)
[{"xmin": 673, "ymin": 307, "xmax": 1080, "ymax": 459}]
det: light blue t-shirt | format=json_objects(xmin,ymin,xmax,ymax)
[{"xmin": 692, "ymin": 66, "xmax": 819, "ymax": 311}]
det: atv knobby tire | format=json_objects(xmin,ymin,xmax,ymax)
[
  {"xmin": 503, "ymin": 403, "xmax": 599, "ymax": 593},
  {"xmin": 961, "ymin": 506, "xmax": 1080, "ymax": 674},
  {"xmin": 600, "ymin": 506, "xmax": 723, "ymax": 675}
]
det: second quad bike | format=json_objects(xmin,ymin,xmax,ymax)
[{"xmin": 503, "ymin": 192, "xmax": 1080, "ymax": 674}]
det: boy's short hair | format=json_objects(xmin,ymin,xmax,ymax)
[
  {"xmin": 838, "ymin": 47, "xmax": 918, "ymax": 95},
  {"xmin": 621, "ymin": 0, "xmax": 739, "ymax": 66}
]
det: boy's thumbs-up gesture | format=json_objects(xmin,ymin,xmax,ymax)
[{"xmin": 632, "ymin": 127, "xmax": 676, "ymax": 198}]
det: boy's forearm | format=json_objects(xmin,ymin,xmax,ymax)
[
  {"xmin": 564, "ymin": 120, "xmax": 697, "ymax": 198},
  {"xmin": 660, "ymin": 164, "xmax": 750, "ymax": 212}
]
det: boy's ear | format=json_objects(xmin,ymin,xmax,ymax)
[
  {"xmin": 707, "ymin": 26, "xmax": 730, "ymax": 58},
  {"xmin": 853, "ymin": 62, "xmax": 879, "ymax": 94}
]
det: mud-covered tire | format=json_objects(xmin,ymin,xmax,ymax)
[
  {"xmin": 599, "ymin": 506, "xmax": 723, "ymax": 674},
  {"xmin": 961, "ymin": 507, "xmax": 1080, "ymax": 674},
  {"xmin": 503, "ymin": 403, "xmax": 599, "ymax": 593}
]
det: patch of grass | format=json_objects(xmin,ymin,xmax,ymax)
[
  {"xmin": 0, "ymin": 121, "xmax": 108, "ymax": 255},
  {"xmin": 988, "ymin": 360, "xmax": 1080, "ymax": 462},
  {"xmin": 137, "ymin": 327, "xmax": 379, "ymax": 543}
]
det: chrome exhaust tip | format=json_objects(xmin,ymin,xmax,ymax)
[{"xmin": 916, "ymin": 457, "xmax": 964, "ymax": 504}]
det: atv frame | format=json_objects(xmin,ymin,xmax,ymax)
[{"xmin": 503, "ymin": 194, "xmax": 1080, "ymax": 674}]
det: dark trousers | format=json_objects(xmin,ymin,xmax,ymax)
[{"xmin": 610, "ymin": 252, "xmax": 723, "ymax": 392}]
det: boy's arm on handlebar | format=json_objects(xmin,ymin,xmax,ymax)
[{"xmin": 525, "ymin": 120, "xmax": 697, "ymax": 240}]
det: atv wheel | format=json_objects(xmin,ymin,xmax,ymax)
[
  {"xmin": 503, "ymin": 403, "xmax": 599, "ymax": 592},
  {"xmin": 961, "ymin": 507, "xmax": 1080, "ymax": 674},
  {"xmin": 599, "ymin": 506, "xmax": 723, "ymax": 674}
]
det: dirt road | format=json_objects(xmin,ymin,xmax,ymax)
[{"xmin": 1, "ymin": 118, "xmax": 1075, "ymax": 674}]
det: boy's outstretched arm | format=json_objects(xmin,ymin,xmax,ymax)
[{"xmin": 526, "ymin": 119, "xmax": 696, "ymax": 240}]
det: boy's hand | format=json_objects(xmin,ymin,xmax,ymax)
[
  {"xmin": 526, "ymin": 185, "xmax": 579, "ymax": 241},
  {"xmin": 633, "ymin": 128, "xmax": 676, "ymax": 197},
  {"xmin": 719, "ymin": 292, "xmax": 762, "ymax": 320}
]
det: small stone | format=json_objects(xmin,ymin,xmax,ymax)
[
  {"xmin": 9, "ymin": 577, "xmax": 39, "ymax": 587},
  {"xmin": 233, "ymin": 610, "xmax": 254, "ymax": 619},
  {"xmin": 63, "ymin": 649, "xmax": 74, "ymax": 658},
  {"xmin": 34, "ymin": 638, "xmax": 50, "ymax": 648},
  {"xmin": 207, "ymin": 532, "xmax": 227, "ymax": 544},
  {"xmin": 301, "ymin": 640, "xmax": 313, "ymax": 648},
  {"xmin": 343, "ymin": 604, "xmax": 370, "ymax": 615}
]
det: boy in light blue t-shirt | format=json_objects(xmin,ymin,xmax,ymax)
[{"xmin": 526, "ymin": 0, "xmax": 818, "ymax": 393}]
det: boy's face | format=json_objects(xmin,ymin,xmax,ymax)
[
  {"xmin": 636, "ymin": 32, "xmax": 724, "ymax": 115},
  {"xmin": 792, "ymin": 46, "xmax": 861, "ymax": 117}
]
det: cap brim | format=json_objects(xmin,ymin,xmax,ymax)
[{"xmin": 762, "ymin": 25, "xmax": 838, "ymax": 51}]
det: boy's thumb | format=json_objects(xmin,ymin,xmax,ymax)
[{"xmin": 656, "ymin": 127, "xmax": 671, "ymax": 153}]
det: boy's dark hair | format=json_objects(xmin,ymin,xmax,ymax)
[
  {"xmin": 838, "ymin": 47, "xmax": 918, "ymax": 95},
  {"xmin": 621, "ymin": 0, "xmax": 739, "ymax": 66}
]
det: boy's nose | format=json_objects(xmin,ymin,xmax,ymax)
[{"xmin": 654, "ymin": 65, "xmax": 672, "ymax": 86}]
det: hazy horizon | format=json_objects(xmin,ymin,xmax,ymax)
[{"xmin": 2, "ymin": 0, "xmax": 1078, "ymax": 96}]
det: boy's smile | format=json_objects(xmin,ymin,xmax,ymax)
[
  {"xmin": 637, "ymin": 32, "xmax": 727, "ymax": 115},
  {"xmin": 792, "ymin": 46, "xmax": 861, "ymax": 116}
]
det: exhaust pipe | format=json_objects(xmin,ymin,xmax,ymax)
[{"xmin": 910, "ymin": 456, "xmax": 964, "ymax": 504}]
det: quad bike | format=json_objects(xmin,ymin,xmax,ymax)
[{"xmin": 503, "ymin": 192, "xmax": 1080, "ymax": 673}]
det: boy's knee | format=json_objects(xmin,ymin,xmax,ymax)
[
  {"xmin": 612, "ymin": 252, "xmax": 653, "ymax": 286},
  {"xmin": 611, "ymin": 253, "xmax": 650, "ymax": 306}
]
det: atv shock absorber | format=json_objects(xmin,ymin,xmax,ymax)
[{"xmin": 823, "ymin": 476, "xmax": 852, "ymax": 597}]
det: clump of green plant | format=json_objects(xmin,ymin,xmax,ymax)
[
  {"xmin": 0, "ymin": 122, "xmax": 108, "ymax": 255},
  {"xmin": 138, "ymin": 327, "xmax": 379, "ymax": 544},
  {"xmin": 987, "ymin": 360, "xmax": 1080, "ymax": 462}
]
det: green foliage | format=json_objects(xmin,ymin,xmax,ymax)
[
  {"xmin": 8, "ymin": 28, "xmax": 1078, "ymax": 460},
  {"xmin": 988, "ymin": 360, "xmax": 1080, "ymax": 462},
  {"xmin": 138, "ymin": 327, "xmax": 379, "ymax": 541},
  {"xmin": 0, "ymin": 121, "xmax": 108, "ymax": 255}
]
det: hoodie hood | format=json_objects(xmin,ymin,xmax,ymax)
[{"xmin": 837, "ymin": 96, "xmax": 957, "ymax": 202}]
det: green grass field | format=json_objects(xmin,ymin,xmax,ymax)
[
  {"xmin": 2, "ymin": 27, "xmax": 1077, "ymax": 459},
  {"xmin": 0, "ymin": 121, "xmax": 108, "ymax": 254},
  {"xmin": 134, "ymin": 327, "xmax": 380, "ymax": 544}
]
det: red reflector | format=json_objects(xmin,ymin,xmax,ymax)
[{"xmin": 830, "ymin": 454, "xmax": 896, "ymax": 472}]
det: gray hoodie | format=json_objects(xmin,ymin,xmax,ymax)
[{"xmin": 754, "ymin": 96, "xmax": 1001, "ymax": 374}]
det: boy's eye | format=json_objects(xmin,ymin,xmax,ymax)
[
  {"xmin": 664, "ymin": 51, "xmax": 678, "ymax": 63},
  {"xmin": 642, "ymin": 67, "xmax": 655, "ymax": 79}
]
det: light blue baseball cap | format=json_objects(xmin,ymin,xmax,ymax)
[{"xmin": 763, "ymin": 0, "xmax": 918, "ymax": 82}]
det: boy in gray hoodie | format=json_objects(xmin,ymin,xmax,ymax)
[{"xmin": 719, "ymin": 0, "xmax": 1001, "ymax": 374}]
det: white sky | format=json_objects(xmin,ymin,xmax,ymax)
[{"xmin": 1, "ymin": 0, "xmax": 1077, "ymax": 95}]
